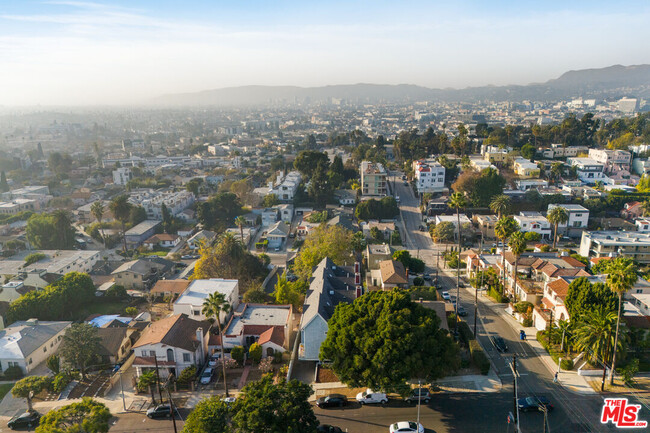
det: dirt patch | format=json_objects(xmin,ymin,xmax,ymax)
[{"xmin": 316, "ymin": 367, "xmax": 339, "ymax": 383}]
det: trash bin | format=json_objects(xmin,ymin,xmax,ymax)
[{"xmin": 519, "ymin": 330, "xmax": 526, "ymax": 340}]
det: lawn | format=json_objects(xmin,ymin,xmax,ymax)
[
  {"xmin": 75, "ymin": 300, "xmax": 131, "ymax": 320},
  {"xmin": 0, "ymin": 383, "xmax": 14, "ymax": 401}
]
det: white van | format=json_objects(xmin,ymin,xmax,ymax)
[{"xmin": 356, "ymin": 389, "xmax": 388, "ymax": 405}]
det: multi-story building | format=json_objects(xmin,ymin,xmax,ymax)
[
  {"xmin": 547, "ymin": 204, "xmax": 589, "ymax": 235},
  {"xmin": 580, "ymin": 231, "xmax": 650, "ymax": 263},
  {"xmin": 481, "ymin": 145, "xmax": 510, "ymax": 164},
  {"xmin": 515, "ymin": 179, "xmax": 548, "ymax": 191},
  {"xmin": 112, "ymin": 167, "xmax": 132, "ymax": 185},
  {"xmin": 412, "ymin": 159, "xmax": 446, "ymax": 193},
  {"xmin": 269, "ymin": 171, "xmax": 302, "ymax": 201},
  {"xmin": 0, "ymin": 199, "xmax": 37, "ymax": 215},
  {"xmin": 588, "ymin": 149, "xmax": 632, "ymax": 173},
  {"xmin": 514, "ymin": 212, "xmax": 552, "ymax": 239},
  {"xmin": 173, "ymin": 279, "xmax": 239, "ymax": 323},
  {"xmin": 360, "ymin": 161, "xmax": 387, "ymax": 197},
  {"xmin": 513, "ymin": 158, "xmax": 540, "ymax": 178},
  {"xmin": 567, "ymin": 157, "xmax": 607, "ymax": 184},
  {"xmin": 0, "ymin": 250, "xmax": 101, "ymax": 281},
  {"xmin": 129, "ymin": 190, "xmax": 195, "ymax": 220},
  {"xmin": 539, "ymin": 144, "xmax": 589, "ymax": 159}
]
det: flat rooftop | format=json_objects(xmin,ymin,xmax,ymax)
[
  {"xmin": 225, "ymin": 304, "xmax": 290, "ymax": 336},
  {"xmin": 175, "ymin": 279, "xmax": 238, "ymax": 306}
]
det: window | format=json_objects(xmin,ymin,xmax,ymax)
[
  {"xmin": 183, "ymin": 353, "xmax": 191, "ymax": 362},
  {"xmin": 192, "ymin": 310, "xmax": 200, "ymax": 316},
  {"xmin": 43, "ymin": 346, "xmax": 47, "ymax": 352},
  {"xmin": 637, "ymin": 289, "xmax": 643, "ymax": 294}
]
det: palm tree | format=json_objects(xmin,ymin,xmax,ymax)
[
  {"xmin": 607, "ymin": 258, "xmax": 638, "ymax": 385},
  {"xmin": 508, "ymin": 231, "xmax": 527, "ymax": 301},
  {"xmin": 90, "ymin": 200, "xmax": 106, "ymax": 248},
  {"xmin": 494, "ymin": 216, "xmax": 519, "ymax": 292},
  {"xmin": 448, "ymin": 192, "xmax": 466, "ymax": 332},
  {"xmin": 547, "ymin": 206, "xmax": 568, "ymax": 249},
  {"xmin": 52, "ymin": 209, "xmax": 73, "ymax": 249},
  {"xmin": 556, "ymin": 319, "xmax": 572, "ymax": 353},
  {"xmin": 574, "ymin": 306, "xmax": 618, "ymax": 367},
  {"xmin": 489, "ymin": 195, "xmax": 511, "ymax": 219},
  {"xmin": 202, "ymin": 292, "xmax": 231, "ymax": 397},
  {"xmin": 109, "ymin": 195, "xmax": 132, "ymax": 252},
  {"xmin": 235, "ymin": 216, "xmax": 247, "ymax": 244}
]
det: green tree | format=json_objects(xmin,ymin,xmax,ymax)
[
  {"xmin": 26, "ymin": 213, "xmax": 76, "ymax": 250},
  {"xmin": 355, "ymin": 197, "xmax": 399, "ymax": 220},
  {"xmin": 137, "ymin": 371, "xmax": 158, "ymax": 405},
  {"xmin": 449, "ymin": 192, "xmax": 466, "ymax": 325},
  {"xmin": 292, "ymin": 225, "xmax": 353, "ymax": 280},
  {"xmin": 109, "ymin": 195, "xmax": 132, "ymax": 252},
  {"xmin": 161, "ymin": 203, "xmax": 172, "ymax": 234},
  {"xmin": 90, "ymin": 201, "xmax": 106, "ymax": 248},
  {"xmin": 202, "ymin": 291, "xmax": 231, "ymax": 397},
  {"xmin": 231, "ymin": 374, "xmax": 318, "ymax": 433},
  {"xmin": 249, "ymin": 342, "xmax": 262, "ymax": 365},
  {"xmin": 320, "ymin": 290, "xmax": 459, "ymax": 392},
  {"xmin": 293, "ymin": 150, "xmax": 329, "ymax": 179},
  {"xmin": 231, "ymin": 346, "xmax": 245, "ymax": 366},
  {"xmin": 509, "ymin": 231, "xmax": 527, "ymax": 301},
  {"xmin": 369, "ymin": 227, "xmax": 384, "ymax": 242},
  {"xmin": 607, "ymin": 258, "xmax": 638, "ymax": 385},
  {"xmin": 235, "ymin": 216, "xmax": 247, "ymax": 243},
  {"xmin": 59, "ymin": 323, "xmax": 101, "ymax": 379},
  {"xmin": 520, "ymin": 143, "xmax": 536, "ymax": 160},
  {"xmin": 262, "ymin": 194, "xmax": 280, "ymax": 208},
  {"xmin": 495, "ymin": 216, "xmax": 519, "ymax": 291},
  {"xmin": 431, "ymin": 221, "xmax": 455, "ymax": 243},
  {"xmin": 350, "ymin": 231, "xmax": 367, "ymax": 253},
  {"xmin": 197, "ymin": 192, "xmax": 243, "ymax": 232},
  {"xmin": 274, "ymin": 273, "xmax": 301, "ymax": 309},
  {"xmin": 36, "ymin": 397, "xmax": 111, "ymax": 433},
  {"xmin": 125, "ymin": 306, "xmax": 138, "ymax": 317},
  {"xmin": 186, "ymin": 178, "xmax": 203, "ymax": 197},
  {"xmin": 12, "ymin": 376, "xmax": 48, "ymax": 412},
  {"xmin": 547, "ymin": 206, "xmax": 569, "ymax": 249},
  {"xmin": 182, "ymin": 396, "xmax": 231, "ymax": 433},
  {"xmin": 47, "ymin": 354, "xmax": 60, "ymax": 374},
  {"xmin": 489, "ymin": 194, "xmax": 511, "ymax": 219},
  {"xmin": 574, "ymin": 306, "xmax": 619, "ymax": 366},
  {"xmin": 308, "ymin": 161, "xmax": 332, "ymax": 208},
  {"xmin": 565, "ymin": 277, "xmax": 619, "ymax": 322}
]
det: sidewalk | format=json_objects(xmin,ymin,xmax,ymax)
[{"xmin": 453, "ymin": 276, "xmax": 595, "ymax": 395}]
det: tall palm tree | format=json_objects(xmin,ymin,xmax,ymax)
[
  {"xmin": 574, "ymin": 306, "xmax": 618, "ymax": 367},
  {"xmin": 489, "ymin": 195, "xmax": 511, "ymax": 219},
  {"xmin": 109, "ymin": 195, "xmax": 132, "ymax": 252},
  {"xmin": 508, "ymin": 231, "xmax": 527, "ymax": 301},
  {"xmin": 547, "ymin": 206, "xmax": 568, "ymax": 249},
  {"xmin": 494, "ymin": 216, "xmax": 519, "ymax": 292},
  {"xmin": 235, "ymin": 216, "xmax": 247, "ymax": 244},
  {"xmin": 202, "ymin": 292, "xmax": 231, "ymax": 397},
  {"xmin": 607, "ymin": 258, "xmax": 638, "ymax": 385},
  {"xmin": 90, "ymin": 200, "xmax": 106, "ymax": 248},
  {"xmin": 556, "ymin": 319, "xmax": 572, "ymax": 353},
  {"xmin": 448, "ymin": 192, "xmax": 466, "ymax": 332}
]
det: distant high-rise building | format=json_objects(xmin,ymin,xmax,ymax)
[{"xmin": 617, "ymin": 97, "xmax": 638, "ymax": 113}]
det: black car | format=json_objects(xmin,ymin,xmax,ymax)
[
  {"xmin": 492, "ymin": 336, "xmax": 508, "ymax": 352},
  {"xmin": 146, "ymin": 404, "xmax": 172, "ymax": 419},
  {"xmin": 317, "ymin": 425, "xmax": 343, "ymax": 433},
  {"xmin": 423, "ymin": 274, "xmax": 432, "ymax": 281},
  {"xmin": 457, "ymin": 306, "xmax": 468, "ymax": 317},
  {"xmin": 405, "ymin": 387, "xmax": 432, "ymax": 404},
  {"xmin": 316, "ymin": 394, "xmax": 348, "ymax": 408},
  {"xmin": 518, "ymin": 396, "xmax": 554, "ymax": 412},
  {"xmin": 8, "ymin": 411, "xmax": 41, "ymax": 429}
]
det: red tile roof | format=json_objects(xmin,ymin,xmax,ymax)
[{"xmin": 258, "ymin": 326, "xmax": 285, "ymax": 347}]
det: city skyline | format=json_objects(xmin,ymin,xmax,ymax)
[{"xmin": 1, "ymin": 0, "xmax": 649, "ymax": 105}]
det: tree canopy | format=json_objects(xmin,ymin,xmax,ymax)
[
  {"xmin": 26, "ymin": 211, "xmax": 76, "ymax": 250},
  {"xmin": 197, "ymin": 192, "xmax": 244, "ymax": 232},
  {"xmin": 59, "ymin": 323, "xmax": 102, "ymax": 379},
  {"xmin": 320, "ymin": 290, "xmax": 459, "ymax": 392},
  {"xmin": 564, "ymin": 277, "xmax": 618, "ymax": 322},
  {"xmin": 355, "ymin": 197, "xmax": 399, "ymax": 220},
  {"xmin": 294, "ymin": 150, "xmax": 329, "ymax": 179},
  {"xmin": 35, "ymin": 397, "xmax": 111, "ymax": 433},
  {"xmin": 451, "ymin": 168, "xmax": 505, "ymax": 207},
  {"xmin": 292, "ymin": 225, "xmax": 354, "ymax": 280},
  {"xmin": 182, "ymin": 396, "xmax": 231, "ymax": 433}
]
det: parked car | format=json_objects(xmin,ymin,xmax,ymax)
[
  {"xmin": 181, "ymin": 255, "xmax": 193, "ymax": 259},
  {"xmin": 316, "ymin": 394, "xmax": 348, "ymax": 408},
  {"xmin": 8, "ymin": 411, "xmax": 41, "ymax": 429},
  {"xmin": 423, "ymin": 273, "xmax": 431, "ymax": 280},
  {"xmin": 518, "ymin": 396, "xmax": 554, "ymax": 412},
  {"xmin": 146, "ymin": 404, "xmax": 172, "ymax": 419},
  {"xmin": 356, "ymin": 389, "xmax": 388, "ymax": 405},
  {"xmin": 405, "ymin": 388, "xmax": 432, "ymax": 404},
  {"xmin": 208, "ymin": 353, "xmax": 220, "ymax": 367},
  {"xmin": 401, "ymin": 175, "xmax": 407, "ymax": 180},
  {"xmin": 419, "ymin": 225, "xmax": 426, "ymax": 232},
  {"xmin": 389, "ymin": 421, "xmax": 424, "ymax": 433},
  {"xmin": 403, "ymin": 181, "xmax": 409, "ymax": 186},
  {"xmin": 200, "ymin": 367, "xmax": 214, "ymax": 384},
  {"xmin": 317, "ymin": 425, "xmax": 343, "ymax": 433},
  {"xmin": 441, "ymin": 291, "xmax": 451, "ymax": 301},
  {"xmin": 491, "ymin": 336, "xmax": 508, "ymax": 353},
  {"xmin": 457, "ymin": 306, "xmax": 468, "ymax": 317}
]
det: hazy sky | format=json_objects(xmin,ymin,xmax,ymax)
[{"xmin": 1, "ymin": 0, "xmax": 649, "ymax": 105}]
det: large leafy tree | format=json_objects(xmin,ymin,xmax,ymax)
[
  {"xmin": 355, "ymin": 197, "xmax": 399, "ymax": 220},
  {"xmin": 182, "ymin": 396, "xmax": 231, "ymax": 433},
  {"xmin": 26, "ymin": 212, "xmax": 76, "ymax": 250},
  {"xmin": 547, "ymin": 206, "xmax": 569, "ymax": 249},
  {"xmin": 12, "ymin": 376, "xmax": 49, "ymax": 412},
  {"xmin": 197, "ymin": 192, "xmax": 243, "ymax": 232},
  {"xmin": 607, "ymin": 258, "xmax": 638, "ymax": 385},
  {"xmin": 307, "ymin": 161, "xmax": 331, "ymax": 208},
  {"xmin": 202, "ymin": 292, "xmax": 231, "ymax": 397},
  {"xmin": 292, "ymin": 225, "xmax": 353, "ymax": 280},
  {"xmin": 565, "ymin": 277, "xmax": 618, "ymax": 322},
  {"xmin": 109, "ymin": 195, "xmax": 132, "ymax": 252},
  {"xmin": 59, "ymin": 323, "xmax": 101, "ymax": 379},
  {"xmin": 293, "ymin": 150, "xmax": 329, "ymax": 179},
  {"xmin": 320, "ymin": 290, "xmax": 459, "ymax": 392},
  {"xmin": 231, "ymin": 374, "xmax": 318, "ymax": 433},
  {"xmin": 452, "ymin": 168, "xmax": 505, "ymax": 207},
  {"xmin": 430, "ymin": 221, "xmax": 455, "ymax": 243},
  {"xmin": 35, "ymin": 397, "xmax": 111, "ymax": 433}
]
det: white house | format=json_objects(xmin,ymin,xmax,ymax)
[
  {"xmin": 222, "ymin": 304, "xmax": 293, "ymax": 353},
  {"xmin": 266, "ymin": 221, "xmax": 289, "ymax": 249},
  {"xmin": 636, "ymin": 218, "xmax": 650, "ymax": 232},
  {"xmin": 567, "ymin": 157, "xmax": 607, "ymax": 184},
  {"xmin": 187, "ymin": 230, "xmax": 217, "ymax": 250},
  {"xmin": 0, "ymin": 319, "xmax": 71, "ymax": 374},
  {"xmin": 132, "ymin": 314, "xmax": 210, "ymax": 378},
  {"xmin": 173, "ymin": 279, "xmax": 239, "ymax": 322},
  {"xmin": 112, "ymin": 167, "xmax": 132, "ymax": 185},
  {"xmin": 547, "ymin": 204, "xmax": 589, "ymax": 235},
  {"xmin": 413, "ymin": 160, "xmax": 446, "ymax": 193},
  {"xmin": 514, "ymin": 212, "xmax": 552, "ymax": 239}
]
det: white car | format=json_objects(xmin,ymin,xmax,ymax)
[
  {"xmin": 441, "ymin": 291, "xmax": 451, "ymax": 301},
  {"xmin": 389, "ymin": 421, "xmax": 424, "ymax": 433},
  {"xmin": 200, "ymin": 368, "xmax": 213, "ymax": 384},
  {"xmin": 356, "ymin": 389, "xmax": 388, "ymax": 405}
]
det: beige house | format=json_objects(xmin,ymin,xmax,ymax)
[
  {"xmin": 370, "ymin": 260, "xmax": 408, "ymax": 290},
  {"xmin": 111, "ymin": 258, "xmax": 174, "ymax": 290}
]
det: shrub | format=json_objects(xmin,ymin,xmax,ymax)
[
  {"xmin": 413, "ymin": 277, "xmax": 424, "ymax": 286},
  {"xmin": 560, "ymin": 358, "xmax": 574, "ymax": 371},
  {"xmin": 3, "ymin": 366, "xmax": 23, "ymax": 380},
  {"xmin": 457, "ymin": 321, "xmax": 474, "ymax": 345},
  {"xmin": 51, "ymin": 372, "xmax": 73, "ymax": 393},
  {"xmin": 105, "ymin": 284, "xmax": 127, "ymax": 298},
  {"xmin": 24, "ymin": 252, "xmax": 46, "ymax": 266},
  {"xmin": 249, "ymin": 343, "xmax": 262, "ymax": 365},
  {"xmin": 259, "ymin": 357, "xmax": 274, "ymax": 373},
  {"xmin": 273, "ymin": 350, "xmax": 283, "ymax": 364},
  {"xmin": 409, "ymin": 286, "xmax": 438, "ymax": 301},
  {"xmin": 231, "ymin": 346, "xmax": 245, "ymax": 365},
  {"xmin": 522, "ymin": 317, "xmax": 533, "ymax": 327},
  {"xmin": 514, "ymin": 301, "xmax": 533, "ymax": 314},
  {"xmin": 540, "ymin": 245, "xmax": 551, "ymax": 252},
  {"xmin": 524, "ymin": 232, "xmax": 541, "ymax": 242},
  {"xmin": 177, "ymin": 365, "xmax": 197, "ymax": 384},
  {"xmin": 469, "ymin": 340, "xmax": 490, "ymax": 375},
  {"xmin": 488, "ymin": 288, "xmax": 509, "ymax": 303},
  {"xmin": 620, "ymin": 358, "xmax": 639, "ymax": 385}
]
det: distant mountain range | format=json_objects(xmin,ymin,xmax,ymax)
[{"xmin": 154, "ymin": 64, "xmax": 650, "ymax": 106}]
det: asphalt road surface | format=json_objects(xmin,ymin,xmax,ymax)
[{"xmin": 109, "ymin": 410, "xmax": 187, "ymax": 432}]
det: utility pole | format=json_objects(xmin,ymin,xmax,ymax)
[
  {"xmin": 601, "ymin": 331, "xmax": 612, "ymax": 392},
  {"xmin": 547, "ymin": 310, "xmax": 554, "ymax": 348},
  {"xmin": 153, "ymin": 355, "xmax": 164, "ymax": 405},
  {"xmin": 416, "ymin": 379, "xmax": 422, "ymax": 427},
  {"xmin": 165, "ymin": 381, "xmax": 178, "ymax": 433},
  {"xmin": 474, "ymin": 234, "xmax": 483, "ymax": 336},
  {"xmin": 510, "ymin": 354, "xmax": 520, "ymax": 433}
]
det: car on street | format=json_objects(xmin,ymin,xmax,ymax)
[
  {"xmin": 403, "ymin": 181, "xmax": 409, "ymax": 186},
  {"xmin": 423, "ymin": 273, "xmax": 431, "ymax": 280},
  {"xmin": 316, "ymin": 394, "xmax": 348, "ymax": 408},
  {"xmin": 405, "ymin": 388, "xmax": 432, "ymax": 404},
  {"xmin": 200, "ymin": 367, "xmax": 214, "ymax": 384},
  {"xmin": 491, "ymin": 336, "xmax": 508, "ymax": 352},
  {"xmin": 356, "ymin": 389, "xmax": 388, "ymax": 405},
  {"xmin": 317, "ymin": 425, "xmax": 343, "ymax": 433},
  {"xmin": 8, "ymin": 411, "xmax": 41, "ymax": 429},
  {"xmin": 441, "ymin": 291, "xmax": 451, "ymax": 301},
  {"xmin": 181, "ymin": 255, "xmax": 192, "ymax": 259},
  {"xmin": 518, "ymin": 396, "xmax": 554, "ymax": 412},
  {"xmin": 389, "ymin": 421, "xmax": 424, "ymax": 433},
  {"xmin": 401, "ymin": 175, "xmax": 407, "ymax": 180},
  {"xmin": 457, "ymin": 306, "xmax": 468, "ymax": 316},
  {"xmin": 146, "ymin": 404, "xmax": 172, "ymax": 419}
]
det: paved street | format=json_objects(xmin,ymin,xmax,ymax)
[{"xmin": 109, "ymin": 410, "xmax": 187, "ymax": 432}]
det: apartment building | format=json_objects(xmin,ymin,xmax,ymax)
[
  {"xmin": 360, "ymin": 161, "xmax": 387, "ymax": 197},
  {"xmin": 413, "ymin": 159, "xmax": 446, "ymax": 193},
  {"xmin": 588, "ymin": 148, "xmax": 632, "ymax": 173},
  {"xmin": 579, "ymin": 231, "xmax": 650, "ymax": 263},
  {"xmin": 269, "ymin": 171, "xmax": 302, "ymax": 201},
  {"xmin": 547, "ymin": 204, "xmax": 589, "ymax": 234},
  {"xmin": 514, "ymin": 212, "xmax": 552, "ymax": 239},
  {"xmin": 567, "ymin": 157, "xmax": 607, "ymax": 184},
  {"xmin": 129, "ymin": 190, "xmax": 195, "ymax": 220},
  {"xmin": 112, "ymin": 167, "xmax": 132, "ymax": 185}
]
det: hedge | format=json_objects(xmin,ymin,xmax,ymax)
[
  {"xmin": 488, "ymin": 288, "xmax": 509, "ymax": 303},
  {"xmin": 457, "ymin": 321, "xmax": 474, "ymax": 345},
  {"xmin": 560, "ymin": 358, "xmax": 574, "ymax": 371},
  {"xmin": 469, "ymin": 340, "xmax": 490, "ymax": 375}
]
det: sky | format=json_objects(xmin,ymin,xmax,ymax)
[{"xmin": 0, "ymin": 0, "xmax": 649, "ymax": 105}]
